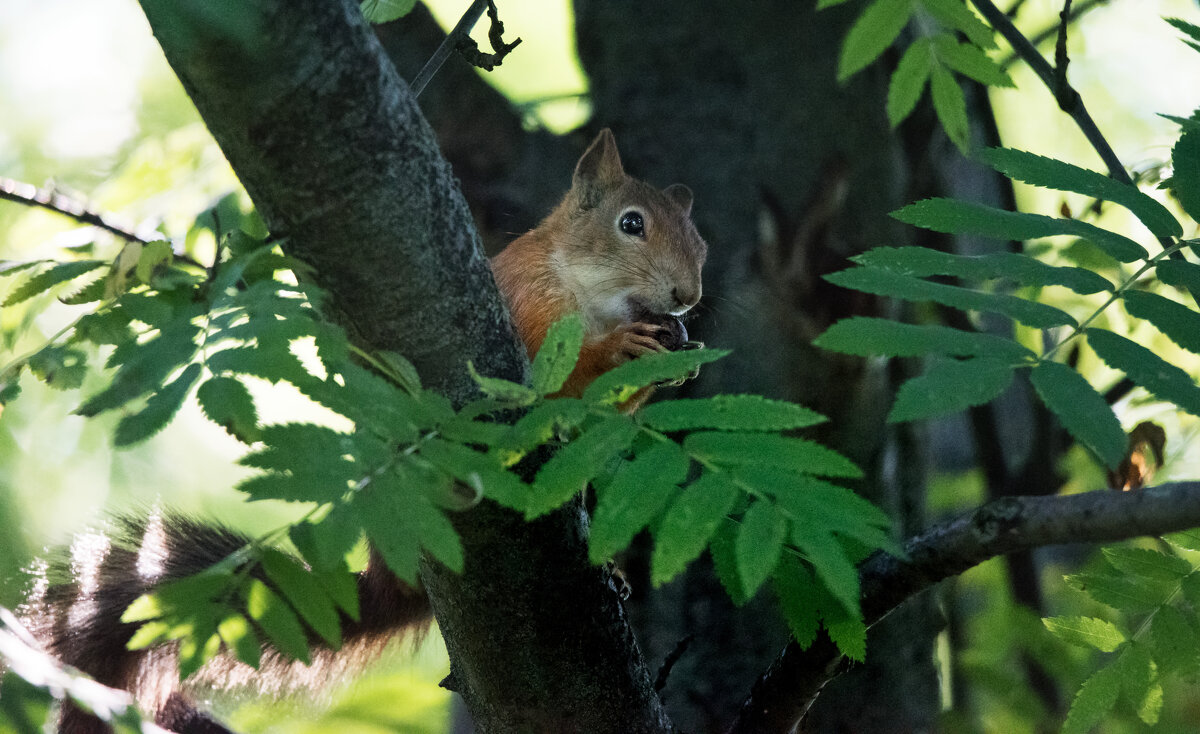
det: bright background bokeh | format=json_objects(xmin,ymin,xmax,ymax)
[{"xmin": 3, "ymin": 1, "xmax": 1200, "ymax": 732}]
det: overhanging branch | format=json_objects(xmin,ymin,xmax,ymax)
[{"xmin": 730, "ymin": 481, "xmax": 1200, "ymax": 734}]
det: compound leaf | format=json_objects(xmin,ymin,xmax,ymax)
[
  {"xmin": 838, "ymin": 0, "xmax": 915, "ymax": 81},
  {"xmin": 651, "ymin": 473, "xmax": 739, "ymax": 586},
  {"xmin": 589, "ymin": 441, "xmax": 690, "ymax": 564},
  {"xmin": 1029, "ymin": 360, "xmax": 1127, "ymax": 470}
]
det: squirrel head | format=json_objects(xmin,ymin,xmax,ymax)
[{"xmin": 555, "ymin": 129, "xmax": 706, "ymax": 329}]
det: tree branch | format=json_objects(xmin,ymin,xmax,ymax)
[
  {"xmin": 134, "ymin": 0, "xmax": 670, "ymax": 730},
  {"xmin": 729, "ymin": 481, "xmax": 1200, "ymax": 734}
]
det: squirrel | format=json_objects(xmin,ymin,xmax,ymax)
[{"xmin": 20, "ymin": 128, "xmax": 707, "ymax": 733}]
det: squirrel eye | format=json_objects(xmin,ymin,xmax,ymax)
[{"xmin": 619, "ymin": 211, "xmax": 645, "ymax": 237}]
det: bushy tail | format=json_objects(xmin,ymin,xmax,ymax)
[{"xmin": 20, "ymin": 512, "xmax": 432, "ymax": 733}]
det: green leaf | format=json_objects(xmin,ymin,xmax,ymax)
[
  {"xmin": 527, "ymin": 414, "xmax": 640, "ymax": 518},
  {"xmin": 773, "ymin": 560, "xmax": 821, "ymax": 646},
  {"xmin": 531, "ymin": 313, "xmax": 584, "ymax": 395},
  {"xmin": 1122, "ymin": 290, "xmax": 1200, "ymax": 356},
  {"xmin": 356, "ymin": 466, "xmax": 465, "ymax": 578},
  {"xmin": 921, "ymin": 0, "xmax": 994, "ymax": 48},
  {"xmin": 1042, "ymin": 616, "xmax": 1126, "ymax": 652},
  {"xmin": 1169, "ymin": 123, "xmax": 1200, "ymax": 222},
  {"xmin": 710, "ymin": 523, "xmax": 750, "ymax": 607},
  {"xmin": 1156, "ymin": 260, "xmax": 1200, "ymax": 295},
  {"xmin": 651, "ymin": 473, "xmax": 739, "ymax": 586},
  {"xmin": 374, "ymin": 350, "xmax": 422, "ymax": 394},
  {"xmin": 77, "ymin": 321, "xmax": 200, "ymax": 416},
  {"xmin": 854, "ymin": 246, "xmax": 1114, "ymax": 294},
  {"xmin": 1062, "ymin": 661, "xmax": 1122, "ymax": 734},
  {"xmin": 1149, "ymin": 604, "xmax": 1200, "ymax": 674},
  {"xmin": 1066, "ymin": 571, "xmax": 1165, "ymax": 613},
  {"xmin": 467, "ymin": 361, "xmax": 537, "ymax": 406},
  {"xmin": 420, "ymin": 437, "xmax": 530, "ymax": 511},
  {"xmin": 823, "ymin": 602, "xmax": 868, "ymax": 662},
  {"xmin": 59, "ymin": 274, "xmax": 108, "ymax": 304},
  {"xmin": 135, "ymin": 241, "xmax": 173, "ymax": 284},
  {"xmin": 2, "ymin": 260, "xmax": 107, "ymax": 306},
  {"xmin": 791, "ymin": 520, "xmax": 861, "ymax": 617},
  {"xmin": 359, "ymin": 0, "xmax": 417, "ymax": 23},
  {"xmin": 887, "ymin": 38, "xmax": 932, "ymax": 127},
  {"xmin": 825, "ymin": 267, "xmax": 1076, "ymax": 328},
  {"xmin": 640, "ymin": 395, "xmax": 827, "ymax": 432},
  {"xmin": 684, "ymin": 432, "xmax": 862, "ymax": 479},
  {"xmin": 838, "ymin": 0, "xmax": 915, "ymax": 81},
  {"xmin": 979, "ymin": 147, "xmax": 1182, "ymax": 239},
  {"xmin": 589, "ymin": 441, "xmax": 690, "ymax": 564},
  {"xmin": 240, "ymin": 423, "xmax": 358, "ymax": 479},
  {"xmin": 1087, "ymin": 328, "xmax": 1200, "ymax": 417},
  {"xmin": 27, "ymin": 345, "xmax": 88, "ymax": 390},
  {"xmin": 1165, "ymin": 528, "xmax": 1200, "ymax": 552},
  {"xmin": 114, "ymin": 362, "xmax": 203, "ymax": 447},
  {"xmin": 289, "ymin": 507, "xmax": 362, "ymax": 572},
  {"xmin": 817, "ymin": 0, "xmax": 855, "ymax": 7},
  {"xmin": 815, "ymin": 316, "xmax": 1034, "ymax": 361},
  {"xmin": 1101, "ymin": 546, "xmax": 1192, "ymax": 582},
  {"xmin": 260, "ymin": 548, "xmax": 343, "ymax": 648},
  {"xmin": 893, "ymin": 198, "xmax": 1148, "ymax": 262},
  {"xmin": 217, "ymin": 613, "xmax": 262, "ymax": 670},
  {"xmin": 207, "ymin": 346, "xmax": 310, "ymax": 385},
  {"xmin": 1029, "ymin": 360, "xmax": 1127, "ymax": 470},
  {"xmin": 931, "ymin": 35, "xmax": 1013, "ymax": 88},
  {"xmin": 196, "ymin": 376, "xmax": 261, "ymax": 443},
  {"xmin": 929, "ymin": 63, "xmax": 969, "ymax": 154},
  {"xmin": 888, "ymin": 357, "xmax": 1013, "ymax": 423},
  {"xmin": 736, "ymin": 500, "xmax": 788, "ymax": 599},
  {"xmin": 243, "ymin": 579, "xmax": 311, "ymax": 664},
  {"xmin": 177, "ymin": 617, "xmax": 221, "ymax": 681},
  {"xmin": 1117, "ymin": 645, "xmax": 1162, "ymax": 726},
  {"xmin": 583, "ymin": 348, "xmax": 729, "ymax": 405}
]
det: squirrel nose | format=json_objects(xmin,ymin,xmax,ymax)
[{"xmin": 672, "ymin": 286, "xmax": 700, "ymax": 312}]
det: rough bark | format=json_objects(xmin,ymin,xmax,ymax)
[{"xmin": 135, "ymin": 1, "xmax": 670, "ymax": 731}]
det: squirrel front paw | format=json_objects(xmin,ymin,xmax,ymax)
[{"xmin": 613, "ymin": 321, "xmax": 671, "ymax": 362}]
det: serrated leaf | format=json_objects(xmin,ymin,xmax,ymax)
[
  {"xmin": 932, "ymin": 35, "xmax": 1013, "ymax": 88},
  {"xmin": 1150, "ymin": 604, "xmax": 1199, "ymax": 674},
  {"xmin": 27, "ymin": 345, "xmax": 88, "ymax": 390},
  {"xmin": 177, "ymin": 618, "xmax": 221, "ymax": 681},
  {"xmin": 1042, "ymin": 616, "xmax": 1126, "ymax": 652},
  {"xmin": 589, "ymin": 442, "xmax": 690, "ymax": 564},
  {"xmin": 583, "ymin": 348, "xmax": 729, "ymax": 405},
  {"xmin": 74, "ymin": 310, "xmax": 134, "ymax": 346},
  {"xmin": 921, "ymin": 0, "xmax": 994, "ymax": 48},
  {"xmin": 243, "ymin": 579, "xmax": 311, "ymax": 664},
  {"xmin": 815, "ymin": 316, "xmax": 1034, "ymax": 361},
  {"xmin": 196, "ymin": 376, "xmax": 261, "ymax": 443},
  {"xmin": 360, "ymin": 0, "xmax": 417, "ymax": 23},
  {"xmin": 467, "ymin": 361, "xmax": 537, "ymax": 406},
  {"xmin": 354, "ymin": 469, "xmax": 464, "ymax": 581},
  {"xmin": 1029, "ymin": 360, "xmax": 1127, "ymax": 470},
  {"xmin": 240, "ymin": 423, "xmax": 358, "ymax": 478},
  {"xmin": 374, "ymin": 350, "xmax": 422, "ymax": 394},
  {"xmin": 1088, "ymin": 328, "xmax": 1200, "ymax": 417},
  {"xmin": 710, "ymin": 523, "xmax": 750, "ymax": 607},
  {"xmin": 684, "ymin": 432, "xmax": 862, "ymax": 478},
  {"xmin": 1062, "ymin": 661, "xmax": 1122, "ymax": 734},
  {"xmin": 893, "ymin": 198, "xmax": 1148, "ymax": 262},
  {"xmin": 289, "ymin": 506, "xmax": 362, "ymax": 572},
  {"xmin": 114, "ymin": 362, "xmax": 202, "ymax": 447},
  {"xmin": 531, "ymin": 313, "xmax": 584, "ymax": 395},
  {"xmin": 527, "ymin": 414, "xmax": 640, "ymax": 518},
  {"xmin": 1165, "ymin": 528, "xmax": 1200, "ymax": 552},
  {"xmin": 979, "ymin": 147, "xmax": 1181, "ymax": 238},
  {"xmin": 60, "ymin": 274, "xmax": 107, "ymax": 304},
  {"xmin": 826, "ymin": 266, "xmax": 1076, "ymax": 328},
  {"xmin": 260, "ymin": 548, "xmax": 343, "ymax": 648},
  {"xmin": 854, "ymin": 246, "xmax": 1114, "ymax": 294},
  {"xmin": 1157, "ymin": 260, "xmax": 1200, "ymax": 295},
  {"xmin": 1117, "ymin": 644, "xmax": 1161, "ymax": 725},
  {"xmin": 1170, "ymin": 119, "xmax": 1200, "ymax": 222},
  {"xmin": 1102, "ymin": 546, "xmax": 1192, "ymax": 582},
  {"xmin": 313, "ymin": 565, "xmax": 360, "ymax": 621},
  {"xmin": 77, "ymin": 321, "xmax": 200, "ymax": 416},
  {"xmin": 887, "ymin": 38, "xmax": 932, "ymax": 127},
  {"xmin": 0, "ymin": 259, "xmax": 47, "ymax": 277},
  {"xmin": 838, "ymin": 0, "xmax": 916, "ymax": 81},
  {"xmin": 1066, "ymin": 571, "xmax": 1165, "ymax": 613},
  {"xmin": 773, "ymin": 560, "xmax": 822, "ymax": 646},
  {"xmin": 824, "ymin": 604, "xmax": 868, "ymax": 662},
  {"xmin": 1122, "ymin": 290, "xmax": 1200, "ymax": 356},
  {"xmin": 888, "ymin": 357, "xmax": 1012, "ymax": 423},
  {"xmin": 207, "ymin": 345, "xmax": 310, "ymax": 385},
  {"xmin": 817, "ymin": 0, "xmax": 855, "ymax": 7},
  {"xmin": 651, "ymin": 473, "xmax": 739, "ymax": 586},
  {"xmin": 791, "ymin": 520, "xmax": 861, "ymax": 617},
  {"xmin": 135, "ymin": 241, "xmax": 173, "ymax": 284},
  {"xmin": 420, "ymin": 437, "xmax": 529, "ymax": 511},
  {"xmin": 736, "ymin": 500, "xmax": 788, "ymax": 599},
  {"xmin": 2, "ymin": 260, "xmax": 107, "ymax": 307},
  {"xmin": 640, "ymin": 395, "xmax": 827, "ymax": 432},
  {"xmin": 217, "ymin": 613, "xmax": 262, "ymax": 669},
  {"xmin": 930, "ymin": 63, "xmax": 969, "ymax": 154},
  {"xmin": 494, "ymin": 398, "xmax": 589, "ymax": 462},
  {"xmin": 237, "ymin": 473, "xmax": 349, "ymax": 504}
]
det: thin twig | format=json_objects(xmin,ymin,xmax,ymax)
[
  {"xmin": 728, "ymin": 481, "xmax": 1200, "ymax": 734},
  {"xmin": 409, "ymin": 0, "xmax": 489, "ymax": 96},
  {"xmin": 999, "ymin": 0, "xmax": 1109, "ymax": 71},
  {"xmin": 1053, "ymin": 0, "xmax": 1073, "ymax": 109}
]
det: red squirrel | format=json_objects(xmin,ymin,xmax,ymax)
[{"xmin": 22, "ymin": 129, "xmax": 707, "ymax": 733}]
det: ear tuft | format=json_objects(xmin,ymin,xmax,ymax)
[
  {"xmin": 572, "ymin": 129, "xmax": 625, "ymax": 207},
  {"xmin": 663, "ymin": 184, "xmax": 693, "ymax": 216}
]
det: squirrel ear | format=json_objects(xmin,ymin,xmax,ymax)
[
  {"xmin": 572, "ymin": 129, "xmax": 624, "ymax": 207},
  {"xmin": 663, "ymin": 184, "xmax": 693, "ymax": 216}
]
